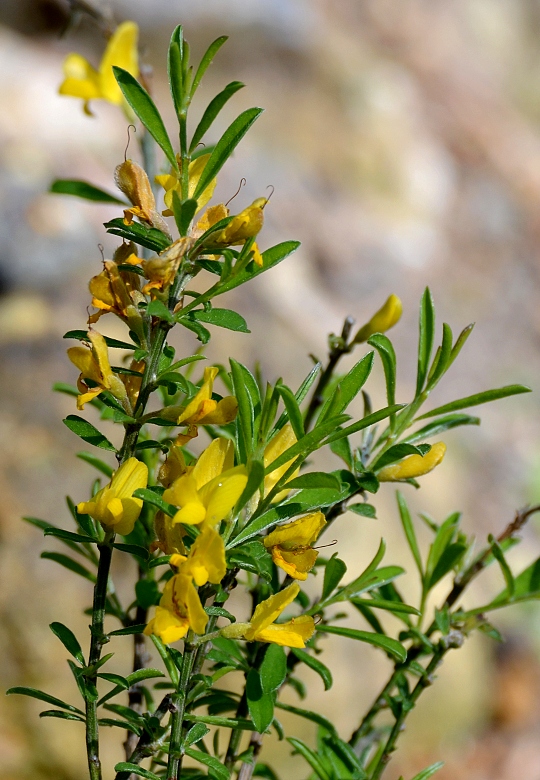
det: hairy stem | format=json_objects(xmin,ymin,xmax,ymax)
[
  {"xmin": 167, "ymin": 645, "xmax": 196, "ymax": 780},
  {"xmin": 85, "ymin": 535, "xmax": 114, "ymax": 780}
]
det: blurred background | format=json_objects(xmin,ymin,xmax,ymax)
[{"xmin": 2, "ymin": 0, "xmax": 540, "ymax": 778}]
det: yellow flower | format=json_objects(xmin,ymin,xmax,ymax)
[
  {"xmin": 212, "ymin": 198, "xmax": 268, "ymax": 266},
  {"xmin": 67, "ymin": 329, "xmax": 129, "ymax": 410},
  {"xmin": 88, "ymin": 254, "xmax": 144, "ymax": 341},
  {"xmin": 115, "ymin": 160, "xmax": 171, "ymax": 236},
  {"xmin": 377, "ymin": 442, "xmax": 447, "ymax": 482},
  {"xmin": 140, "ymin": 237, "xmax": 193, "ymax": 295},
  {"xmin": 172, "ymin": 525, "xmax": 226, "ymax": 587},
  {"xmin": 263, "ymin": 512, "xmax": 326, "ymax": 580},
  {"xmin": 353, "ymin": 294, "xmax": 403, "ymax": 344},
  {"xmin": 77, "ymin": 457, "xmax": 148, "ymax": 535},
  {"xmin": 153, "ymin": 511, "xmax": 186, "ymax": 556},
  {"xmin": 159, "ymin": 367, "xmax": 238, "ymax": 439},
  {"xmin": 59, "ymin": 21, "xmax": 138, "ymax": 113},
  {"xmin": 156, "ymin": 154, "xmax": 216, "ymax": 216},
  {"xmin": 144, "ymin": 573, "xmax": 208, "ymax": 644},
  {"xmin": 158, "ymin": 444, "xmax": 188, "ymax": 488},
  {"xmin": 221, "ymin": 583, "xmax": 315, "ymax": 648},
  {"xmin": 263, "ymin": 423, "xmax": 298, "ymax": 500},
  {"xmin": 163, "ymin": 438, "xmax": 247, "ymax": 527}
]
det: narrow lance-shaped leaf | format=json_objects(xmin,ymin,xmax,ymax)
[
  {"xmin": 167, "ymin": 26, "xmax": 183, "ymax": 117},
  {"xmin": 489, "ymin": 534, "xmax": 515, "ymax": 597},
  {"xmin": 190, "ymin": 81, "xmax": 245, "ymax": 151},
  {"xmin": 287, "ymin": 737, "xmax": 331, "ymax": 780},
  {"xmin": 190, "ymin": 35, "xmax": 228, "ymax": 97},
  {"xmin": 403, "ymin": 414, "xmax": 480, "ymax": 445},
  {"xmin": 230, "ymin": 358, "xmax": 254, "ymax": 461},
  {"xmin": 397, "ymin": 491, "xmax": 423, "ymax": 577},
  {"xmin": 49, "ymin": 622, "xmax": 85, "ymax": 665},
  {"xmin": 325, "ymin": 404, "xmax": 405, "ymax": 444},
  {"xmin": 368, "ymin": 333, "xmax": 397, "ymax": 408},
  {"xmin": 193, "ymin": 107, "xmax": 264, "ymax": 200},
  {"xmin": 416, "ymin": 287, "xmax": 435, "ymax": 395},
  {"xmin": 63, "ymin": 416, "xmax": 116, "ymax": 451},
  {"xmin": 317, "ymin": 626, "xmax": 407, "ymax": 663},
  {"xmin": 6, "ymin": 687, "xmax": 84, "ymax": 715},
  {"xmin": 427, "ymin": 322, "xmax": 453, "ymax": 388},
  {"xmin": 113, "ymin": 67, "xmax": 178, "ymax": 171},
  {"xmin": 192, "ymin": 308, "xmax": 250, "ymax": 333},
  {"xmin": 322, "ymin": 554, "xmax": 347, "ymax": 601},
  {"xmin": 290, "ymin": 648, "xmax": 333, "ymax": 691},
  {"xmin": 417, "ymin": 385, "xmax": 531, "ymax": 420},
  {"xmin": 50, "ymin": 179, "xmax": 126, "ymax": 204},
  {"xmin": 277, "ymin": 383, "xmax": 305, "ymax": 440}
]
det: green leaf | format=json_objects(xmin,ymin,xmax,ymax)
[
  {"xmin": 133, "ymin": 488, "xmax": 176, "ymax": 517},
  {"xmin": 184, "ymin": 713, "xmax": 255, "ymax": 730},
  {"xmin": 410, "ymin": 762, "xmax": 444, "ymax": 780},
  {"xmin": 322, "ymin": 555, "xmax": 347, "ymax": 600},
  {"xmin": 285, "ymin": 472, "xmax": 340, "ymax": 491},
  {"xmin": 276, "ymin": 384, "xmax": 305, "ymax": 440},
  {"xmin": 113, "ymin": 67, "xmax": 177, "ymax": 170},
  {"xmin": 416, "ymin": 287, "xmax": 435, "ymax": 395},
  {"xmin": 41, "ymin": 552, "xmax": 96, "ymax": 582},
  {"xmin": 193, "ymin": 308, "xmax": 250, "ymax": 333},
  {"xmin": 114, "ymin": 543, "xmax": 149, "ymax": 562},
  {"xmin": 190, "ymin": 35, "xmax": 228, "ymax": 97},
  {"xmin": 348, "ymin": 503, "xmax": 376, "ymax": 518},
  {"xmin": 229, "ymin": 486, "xmax": 346, "ymax": 548},
  {"xmin": 167, "ymin": 26, "xmax": 183, "ymax": 116},
  {"xmin": 147, "ymin": 299, "xmax": 174, "ymax": 324},
  {"xmin": 104, "ymin": 218, "xmax": 171, "ymax": 252},
  {"xmin": 265, "ymin": 416, "xmax": 348, "ymax": 475},
  {"xmin": 372, "ymin": 443, "xmax": 431, "ymax": 472},
  {"xmin": 190, "ymin": 81, "xmax": 245, "ymax": 151},
  {"xmin": 230, "ymin": 358, "xmax": 254, "ymax": 459},
  {"xmin": 290, "ymin": 648, "xmax": 333, "ymax": 690},
  {"xmin": 184, "ymin": 748, "xmax": 230, "ymax": 780},
  {"xmin": 183, "ymin": 722, "xmax": 210, "ymax": 749},
  {"xmin": 318, "ymin": 626, "xmax": 406, "ymax": 662},
  {"xmin": 260, "ymin": 644, "xmax": 287, "ymax": 694},
  {"xmin": 171, "ymin": 193, "xmax": 198, "ymax": 237},
  {"xmin": 277, "ymin": 701, "xmax": 338, "ymax": 737},
  {"xmin": 404, "ymin": 414, "xmax": 480, "ymax": 444},
  {"xmin": 193, "ymin": 108, "xmax": 264, "ymax": 200},
  {"xmin": 63, "ymin": 330, "xmax": 137, "ymax": 351},
  {"xmin": 50, "ymin": 179, "xmax": 126, "ymax": 204},
  {"xmin": 108, "ymin": 624, "xmax": 147, "ymax": 637},
  {"xmin": 216, "ymin": 241, "xmax": 301, "ymax": 297},
  {"xmin": 489, "ymin": 535, "xmax": 515, "ymax": 597},
  {"xmin": 287, "ymin": 737, "xmax": 331, "ymax": 780},
  {"xmin": 63, "ymin": 415, "xmax": 115, "ymax": 451},
  {"xmin": 425, "ymin": 512, "xmax": 461, "ymax": 585},
  {"xmin": 427, "ymin": 323, "xmax": 453, "ymax": 388},
  {"xmin": 319, "ymin": 353, "xmax": 374, "ymax": 421},
  {"xmin": 7, "ymin": 686, "xmax": 84, "ymax": 715},
  {"xmin": 329, "ymin": 565, "xmax": 405, "ymax": 605},
  {"xmin": 396, "ymin": 491, "xmax": 423, "ymax": 576},
  {"xmin": 246, "ymin": 669, "xmax": 274, "ymax": 733},
  {"xmin": 178, "ymin": 316, "xmax": 211, "ymax": 344},
  {"xmin": 234, "ymin": 459, "xmax": 265, "ymax": 513},
  {"xmin": 417, "ymin": 385, "xmax": 531, "ymax": 420},
  {"xmin": 114, "ymin": 764, "xmax": 160, "ymax": 780},
  {"xmin": 39, "ymin": 709, "xmax": 85, "ymax": 722},
  {"xmin": 49, "ymin": 622, "xmax": 85, "ymax": 664},
  {"xmin": 135, "ymin": 579, "xmax": 161, "ymax": 608},
  {"xmin": 353, "ymin": 597, "xmax": 420, "ymax": 616},
  {"xmin": 368, "ymin": 333, "xmax": 397, "ymax": 408},
  {"xmin": 43, "ymin": 528, "xmax": 95, "ymax": 544},
  {"xmin": 428, "ymin": 543, "xmax": 467, "ymax": 590},
  {"xmin": 325, "ymin": 405, "xmax": 405, "ymax": 444},
  {"xmin": 76, "ymin": 451, "xmax": 114, "ymax": 478}
]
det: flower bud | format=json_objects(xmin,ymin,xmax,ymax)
[
  {"xmin": 377, "ymin": 442, "xmax": 446, "ymax": 482},
  {"xmin": 353, "ymin": 294, "xmax": 403, "ymax": 344}
]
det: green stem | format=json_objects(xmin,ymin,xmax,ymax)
[
  {"xmin": 304, "ymin": 316, "xmax": 355, "ymax": 431},
  {"xmin": 85, "ymin": 534, "xmax": 114, "ymax": 780},
  {"xmin": 167, "ymin": 644, "xmax": 197, "ymax": 780},
  {"xmin": 369, "ymin": 649, "xmax": 445, "ymax": 780}
]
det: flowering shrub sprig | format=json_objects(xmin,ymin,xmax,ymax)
[{"xmin": 9, "ymin": 16, "xmax": 540, "ymax": 780}]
